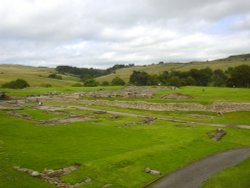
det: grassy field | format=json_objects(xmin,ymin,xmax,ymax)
[
  {"xmin": 0, "ymin": 64, "xmax": 80, "ymax": 87},
  {"xmin": 76, "ymin": 86, "xmax": 250, "ymax": 104},
  {"xmin": 1, "ymin": 110, "xmax": 250, "ymax": 188},
  {"xmin": 203, "ymin": 157, "xmax": 250, "ymax": 188},
  {"xmin": 96, "ymin": 56, "xmax": 250, "ymax": 82},
  {"xmin": 0, "ymin": 86, "xmax": 250, "ymax": 188},
  {"xmin": 1, "ymin": 86, "xmax": 123, "ymax": 97}
]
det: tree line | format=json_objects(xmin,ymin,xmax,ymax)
[
  {"xmin": 129, "ymin": 65, "xmax": 250, "ymax": 88},
  {"xmin": 56, "ymin": 64, "xmax": 134, "ymax": 80}
]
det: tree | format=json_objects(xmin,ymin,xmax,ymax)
[
  {"xmin": 212, "ymin": 69, "xmax": 227, "ymax": 87},
  {"xmin": 2, "ymin": 79, "xmax": 30, "ymax": 89},
  {"xmin": 100, "ymin": 81, "xmax": 110, "ymax": 86},
  {"xmin": 159, "ymin": 71, "xmax": 169, "ymax": 85},
  {"xmin": 227, "ymin": 65, "xmax": 250, "ymax": 87},
  {"xmin": 148, "ymin": 75, "xmax": 160, "ymax": 85},
  {"xmin": 168, "ymin": 76, "xmax": 182, "ymax": 87},
  {"xmin": 189, "ymin": 68, "xmax": 212, "ymax": 86},
  {"xmin": 83, "ymin": 79, "xmax": 99, "ymax": 87},
  {"xmin": 48, "ymin": 73, "xmax": 62, "ymax": 80},
  {"xmin": 129, "ymin": 71, "xmax": 151, "ymax": 86},
  {"xmin": 111, "ymin": 77, "xmax": 125, "ymax": 86}
]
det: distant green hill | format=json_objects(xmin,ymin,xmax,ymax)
[
  {"xmin": 1, "ymin": 53, "xmax": 250, "ymax": 86},
  {"xmin": 96, "ymin": 54, "xmax": 250, "ymax": 82},
  {"xmin": 0, "ymin": 64, "xmax": 80, "ymax": 87}
]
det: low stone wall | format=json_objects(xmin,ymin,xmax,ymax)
[{"xmin": 77, "ymin": 100, "xmax": 250, "ymax": 113}]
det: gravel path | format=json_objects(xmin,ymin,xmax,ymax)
[{"xmin": 144, "ymin": 147, "xmax": 250, "ymax": 188}]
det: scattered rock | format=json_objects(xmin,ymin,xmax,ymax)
[
  {"xmin": 138, "ymin": 117, "xmax": 156, "ymax": 124},
  {"xmin": 13, "ymin": 164, "xmax": 88, "ymax": 188},
  {"xmin": 144, "ymin": 168, "xmax": 151, "ymax": 173},
  {"xmin": 84, "ymin": 176, "xmax": 92, "ymax": 183},
  {"xmin": 175, "ymin": 124, "xmax": 196, "ymax": 128},
  {"xmin": 161, "ymin": 93, "xmax": 193, "ymax": 100},
  {"xmin": 94, "ymin": 110, "xmax": 107, "ymax": 114},
  {"xmin": 144, "ymin": 168, "xmax": 161, "ymax": 175},
  {"xmin": 102, "ymin": 184, "xmax": 113, "ymax": 188},
  {"xmin": 207, "ymin": 128, "xmax": 226, "ymax": 141},
  {"xmin": 149, "ymin": 169, "xmax": 161, "ymax": 175},
  {"xmin": 185, "ymin": 114, "xmax": 215, "ymax": 119},
  {"xmin": 31, "ymin": 171, "xmax": 40, "ymax": 177},
  {"xmin": 0, "ymin": 92, "xmax": 8, "ymax": 100},
  {"xmin": 109, "ymin": 115, "xmax": 120, "ymax": 119}
]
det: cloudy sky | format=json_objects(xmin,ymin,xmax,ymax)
[{"xmin": 0, "ymin": 0, "xmax": 250, "ymax": 68}]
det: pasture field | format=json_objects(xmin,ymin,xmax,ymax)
[
  {"xmin": 0, "ymin": 64, "xmax": 79, "ymax": 87},
  {"xmin": 96, "ymin": 57, "xmax": 250, "ymax": 82},
  {"xmin": 0, "ymin": 86, "xmax": 250, "ymax": 188}
]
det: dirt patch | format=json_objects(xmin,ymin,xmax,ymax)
[
  {"xmin": 14, "ymin": 164, "xmax": 91, "ymax": 188},
  {"xmin": 185, "ymin": 114, "xmax": 215, "ymax": 119},
  {"xmin": 175, "ymin": 124, "xmax": 196, "ymax": 128},
  {"xmin": 6, "ymin": 111, "xmax": 32, "ymax": 120},
  {"xmin": 124, "ymin": 117, "xmax": 156, "ymax": 127},
  {"xmin": 39, "ymin": 115, "xmax": 95, "ymax": 126},
  {"xmin": 207, "ymin": 128, "xmax": 226, "ymax": 141},
  {"xmin": 93, "ymin": 110, "xmax": 107, "ymax": 114},
  {"xmin": 0, "ymin": 92, "xmax": 9, "ymax": 100},
  {"xmin": 78, "ymin": 87, "xmax": 163, "ymax": 99},
  {"xmin": 161, "ymin": 93, "xmax": 193, "ymax": 100}
]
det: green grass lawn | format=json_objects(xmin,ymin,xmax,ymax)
[
  {"xmin": 0, "ymin": 108, "xmax": 250, "ymax": 188},
  {"xmin": 17, "ymin": 108, "xmax": 65, "ymax": 120},
  {"xmin": 1, "ymin": 85, "xmax": 250, "ymax": 188},
  {"xmin": 155, "ymin": 86, "xmax": 250, "ymax": 104},
  {"xmin": 202, "ymin": 157, "xmax": 250, "ymax": 188},
  {"xmin": 1, "ymin": 86, "xmax": 123, "ymax": 97}
]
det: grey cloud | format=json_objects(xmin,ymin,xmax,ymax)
[{"xmin": 0, "ymin": 0, "xmax": 250, "ymax": 68}]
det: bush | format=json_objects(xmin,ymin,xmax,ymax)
[
  {"xmin": 72, "ymin": 83, "xmax": 83, "ymax": 87},
  {"xmin": 41, "ymin": 83, "xmax": 52, "ymax": 88},
  {"xmin": 100, "ymin": 81, "xmax": 110, "ymax": 86},
  {"xmin": 84, "ymin": 79, "xmax": 99, "ymax": 87},
  {"xmin": 48, "ymin": 73, "xmax": 62, "ymax": 80},
  {"xmin": 111, "ymin": 77, "xmax": 125, "ymax": 86},
  {"xmin": 2, "ymin": 79, "xmax": 30, "ymax": 89}
]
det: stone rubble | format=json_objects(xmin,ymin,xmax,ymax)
[
  {"xmin": 207, "ymin": 128, "xmax": 227, "ymax": 141},
  {"xmin": 144, "ymin": 168, "xmax": 161, "ymax": 175},
  {"xmin": 14, "ymin": 164, "xmax": 91, "ymax": 188}
]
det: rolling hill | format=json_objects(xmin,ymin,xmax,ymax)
[
  {"xmin": 1, "ymin": 53, "xmax": 250, "ymax": 86},
  {"xmin": 0, "ymin": 64, "xmax": 80, "ymax": 87},
  {"xmin": 96, "ymin": 54, "xmax": 250, "ymax": 82}
]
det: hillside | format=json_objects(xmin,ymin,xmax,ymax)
[
  {"xmin": 96, "ymin": 54, "xmax": 250, "ymax": 82},
  {"xmin": 0, "ymin": 64, "xmax": 80, "ymax": 87}
]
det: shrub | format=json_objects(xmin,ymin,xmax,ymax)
[
  {"xmin": 101, "ymin": 81, "xmax": 110, "ymax": 86},
  {"xmin": 2, "ymin": 79, "xmax": 30, "ymax": 89},
  {"xmin": 48, "ymin": 73, "xmax": 62, "ymax": 80},
  {"xmin": 72, "ymin": 83, "xmax": 83, "ymax": 87},
  {"xmin": 83, "ymin": 79, "xmax": 99, "ymax": 87},
  {"xmin": 111, "ymin": 77, "xmax": 125, "ymax": 86},
  {"xmin": 41, "ymin": 83, "xmax": 52, "ymax": 88}
]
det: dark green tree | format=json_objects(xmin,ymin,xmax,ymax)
[
  {"xmin": 129, "ymin": 71, "xmax": 151, "ymax": 86},
  {"xmin": 212, "ymin": 69, "xmax": 227, "ymax": 87},
  {"xmin": 2, "ymin": 79, "xmax": 30, "ymax": 89},
  {"xmin": 227, "ymin": 65, "xmax": 250, "ymax": 87},
  {"xmin": 100, "ymin": 81, "xmax": 110, "ymax": 86},
  {"xmin": 111, "ymin": 77, "xmax": 125, "ymax": 86},
  {"xmin": 83, "ymin": 79, "xmax": 99, "ymax": 87}
]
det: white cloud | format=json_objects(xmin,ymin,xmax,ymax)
[{"xmin": 0, "ymin": 0, "xmax": 249, "ymax": 68}]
